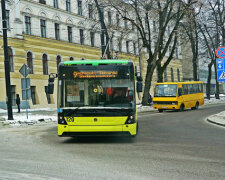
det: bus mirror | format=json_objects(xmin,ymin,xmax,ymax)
[
  {"xmin": 178, "ymin": 88, "xmax": 182, "ymax": 96},
  {"xmin": 137, "ymin": 81, "xmax": 143, "ymax": 92}
]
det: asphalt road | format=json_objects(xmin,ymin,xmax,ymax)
[{"xmin": 0, "ymin": 104, "xmax": 225, "ymax": 180}]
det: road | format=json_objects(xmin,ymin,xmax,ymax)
[{"xmin": 0, "ymin": 104, "xmax": 225, "ymax": 180}]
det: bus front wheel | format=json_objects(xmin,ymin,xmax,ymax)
[
  {"xmin": 158, "ymin": 109, "xmax": 163, "ymax": 113},
  {"xmin": 179, "ymin": 104, "xmax": 184, "ymax": 111}
]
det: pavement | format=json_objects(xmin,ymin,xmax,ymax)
[{"xmin": 207, "ymin": 111, "xmax": 225, "ymax": 127}]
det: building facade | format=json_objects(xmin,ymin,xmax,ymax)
[{"xmin": 0, "ymin": 0, "xmax": 184, "ymax": 109}]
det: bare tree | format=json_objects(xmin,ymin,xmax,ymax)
[
  {"xmin": 105, "ymin": 0, "xmax": 196, "ymax": 105},
  {"xmin": 198, "ymin": 0, "xmax": 225, "ymax": 99}
]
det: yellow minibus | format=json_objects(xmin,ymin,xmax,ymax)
[{"xmin": 153, "ymin": 81, "xmax": 204, "ymax": 112}]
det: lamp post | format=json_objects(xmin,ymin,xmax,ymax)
[{"xmin": 1, "ymin": 0, "xmax": 13, "ymax": 120}]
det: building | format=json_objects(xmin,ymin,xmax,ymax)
[{"xmin": 0, "ymin": 0, "xmax": 184, "ymax": 109}]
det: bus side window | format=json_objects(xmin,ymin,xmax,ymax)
[
  {"xmin": 188, "ymin": 84, "xmax": 194, "ymax": 94},
  {"xmin": 199, "ymin": 84, "xmax": 203, "ymax": 93},
  {"xmin": 193, "ymin": 84, "xmax": 198, "ymax": 93},
  {"xmin": 183, "ymin": 85, "xmax": 188, "ymax": 95}
]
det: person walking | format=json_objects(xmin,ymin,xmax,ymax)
[{"xmin": 16, "ymin": 94, "xmax": 20, "ymax": 113}]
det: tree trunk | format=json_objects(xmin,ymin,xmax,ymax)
[
  {"xmin": 214, "ymin": 61, "xmax": 220, "ymax": 99},
  {"xmin": 142, "ymin": 62, "xmax": 155, "ymax": 105},
  {"xmin": 206, "ymin": 63, "xmax": 212, "ymax": 100},
  {"xmin": 157, "ymin": 66, "xmax": 164, "ymax": 83}
]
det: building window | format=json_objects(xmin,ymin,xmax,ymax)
[
  {"xmin": 45, "ymin": 89, "xmax": 51, "ymax": 104},
  {"xmin": 132, "ymin": 23, "xmax": 135, "ymax": 31},
  {"xmin": 124, "ymin": 19, "xmax": 128, "ymax": 29},
  {"xmin": 126, "ymin": 41, "xmax": 129, "ymax": 53},
  {"xmin": 66, "ymin": 0, "xmax": 71, "ymax": 12},
  {"xmin": 153, "ymin": 21, "xmax": 156, "ymax": 32},
  {"xmin": 118, "ymin": 40, "xmax": 122, "ymax": 52},
  {"xmin": 25, "ymin": 16, "xmax": 31, "ymax": 35},
  {"xmin": 177, "ymin": 68, "xmax": 180, "ymax": 82},
  {"xmin": 8, "ymin": 47, "xmax": 14, "ymax": 72},
  {"xmin": 40, "ymin": 19, "xmax": 46, "ymax": 38},
  {"xmin": 80, "ymin": 29, "xmax": 84, "ymax": 45},
  {"xmin": 108, "ymin": 11, "xmax": 112, "ymax": 25},
  {"xmin": 110, "ymin": 37, "xmax": 114, "ymax": 51},
  {"xmin": 42, "ymin": 54, "xmax": 48, "ymax": 75},
  {"xmin": 116, "ymin": 14, "xmax": 120, "ymax": 27},
  {"xmin": 53, "ymin": 0, "xmax": 58, "ymax": 8},
  {"xmin": 27, "ymin": 52, "xmax": 33, "ymax": 74},
  {"xmin": 164, "ymin": 68, "xmax": 167, "ymax": 82},
  {"xmin": 69, "ymin": 57, "xmax": 74, "ymax": 61},
  {"xmin": 169, "ymin": 46, "xmax": 172, "ymax": 55},
  {"xmin": 168, "ymin": 26, "xmax": 170, "ymax": 35},
  {"xmin": 171, "ymin": 68, "xmax": 174, "ymax": 82},
  {"xmin": 90, "ymin": 32, "xmax": 95, "ymax": 47},
  {"xmin": 11, "ymin": 85, "xmax": 16, "ymax": 106},
  {"xmin": 67, "ymin": 26, "xmax": 72, "ymax": 43},
  {"xmin": 133, "ymin": 42, "xmax": 136, "ymax": 55},
  {"xmin": 78, "ymin": 0, "xmax": 83, "ymax": 16},
  {"xmin": 88, "ymin": 4, "xmax": 93, "ymax": 19},
  {"xmin": 30, "ymin": 86, "xmax": 37, "ymax": 105},
  {"xmin": 56, "ymin": 55, "xmax": 61, "ymax": 72},
  {"xmin": 175, "ymin": 48, "xmax": 178, "ymax": 58},
  {"xmin": 6, "ymin": 10, "xmax": 10, "ymax": 30},
  {"xmin": 39, "ymin": 0, "xmax": 46, "ymax": 4},
  {"xmin": 55, "ymin": 23, "xmax": 60, "ymax": 40}
]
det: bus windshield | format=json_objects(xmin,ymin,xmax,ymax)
[
  {"xmin": 155, "ymin": 84, "xmax": 177, "ymax": 97},
  {"xmin": 58, "ymin": 78, "xmax": 134, "ymax": 108}
]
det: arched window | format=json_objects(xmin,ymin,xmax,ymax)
[
  {"xmin": 8, "ymin": 47, "xmax": 14, "ymax": 72},
  {"xmin": 56, "ymin": 55, "xmax": 61, "ymax": 71},
  {"xmin": 27, "ymin": 52, "xmax": 33, "ymax": 74},
  {"xmin": 69, "ymin": 57, "xmax": 74, "ymax": 61},
  {"xmin": 42, "ymin": 54, "xmax": 48, "ymax": 75}
]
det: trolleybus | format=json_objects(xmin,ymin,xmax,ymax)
[{"xmin": 57, "ymin": 60, "xmax": 141, "ymax": 137}]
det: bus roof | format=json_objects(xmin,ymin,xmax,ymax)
[
  {"xmin": 63, "ymin": 59, "xmax": 131, "ymax": 66},
  {"xmin": 155, "ymin": 81, "xmax": 203, "ymax": 85}
]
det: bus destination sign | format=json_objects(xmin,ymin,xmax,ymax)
[{"xmin": 73, "ymin": 71, "xmax": 118, "ymax": 78}]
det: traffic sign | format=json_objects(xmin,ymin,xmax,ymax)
[
  {"xmin": 216, "ymin": 58, "xmax": 225, "ymax": 82},
  {"xmin": 19, "ymin": 64, "xmax": 31, "ymax": 77},
  {"xmin": 216, "ymin": 47, "xmax": 225, "ymax": 58}
]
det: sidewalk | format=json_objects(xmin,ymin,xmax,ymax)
[{"xmin": 207, "ymin": 111, "xmax": 225, "ymax": 127}]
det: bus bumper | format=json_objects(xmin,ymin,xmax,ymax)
[
  {"xmin": 58, "ymin": 123, "xmax": 137, "ymax": 136},
  {"xmin": 153, "ymin": 104, "xmax": 179, "ymax": 110}
]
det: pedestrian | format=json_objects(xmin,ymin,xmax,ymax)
[{"xmin": 16, "ymin": 94, "xmax": 20, "ymax": 113}]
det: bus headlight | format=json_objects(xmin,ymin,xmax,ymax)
[
  {"xmin": 58, "ymin": 114, "xmax": 67, "ymax": 125},
  {"xmin": 171, "ymin": 101, "xmax": 178, "ymax": 105},
  {"xmin": 125, "ymin": 115, "xmax": 136, "ymax": 124}
]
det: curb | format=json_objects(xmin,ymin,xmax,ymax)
[{"xmin": 207, "ymin": 118, "xmax": 225, "ymax": 128}]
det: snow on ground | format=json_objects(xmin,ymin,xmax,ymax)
[
  {"xmin": 1, "ymin": 95, "xmax": 225, "ymax": 127},
  {"xmin": 204, "ymin": 95, "xmax": 225, "ymax": 104}
]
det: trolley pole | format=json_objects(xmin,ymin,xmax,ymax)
[{"xmin": 1, "ymin": 0, "xmax": 13, "ymax": 120}]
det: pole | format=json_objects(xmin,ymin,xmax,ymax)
[
  {"xmin": 24, "ymin": 68, "xmax": 28, "ymax": 119},
  {"xmin": 100, "ymin": 8, "xmax": 106, "ymax": 59},
  {"xmin": 135, "ymin": 0, "xmax": 142, "ymax": 77},
  {"xmin": 1, "ymin": 0, "xmax": 13, "ymax": 120}
]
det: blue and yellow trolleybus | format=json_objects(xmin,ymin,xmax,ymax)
[{"xmin": 57, "ymin": 60, "xmax": 142, "ymax": 137}]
